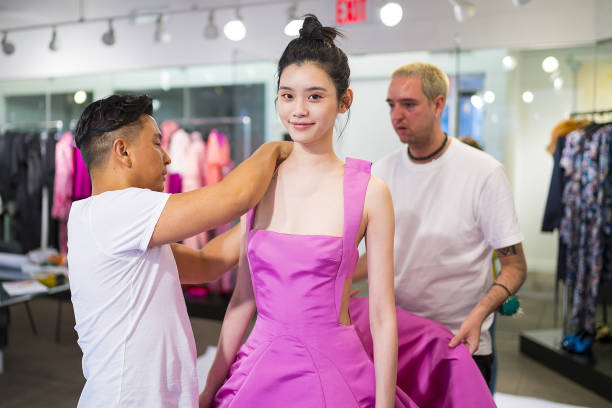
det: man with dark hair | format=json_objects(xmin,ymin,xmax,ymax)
[{"xmin": 68, "ymin": 94, "xmax": 292, "ymax": 407}]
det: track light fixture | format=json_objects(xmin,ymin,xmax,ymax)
[
  {"xmin": 49, "ymin": 26, "xmax": 59, "ymax": 51},
  {"xmin": 448, "ymin": 0, "xmax": 476, "ymax": 23},
  {"xmin": 101, "ymin": 19, "xmax": 115, "ymax": 46},
  {"xmin": 379, "ymin": 2, "xmax": 403, "ymax": 27},
  {"xmin": 284, "ymin": 2, "xmax": 303, "ymax": 37},
  {"xmin": 512, "ymin": 0, "xmax": 532, "ymax": 5},
  {"xmin": 224, "ymin": 8, "xmax": 247, "ymax": 42},
  {"xmin": 1, "ymin": 32, "xmax": 15, "ymax": 56},
  {"xmin": 204, "ymin": 10, "xmax": 219, "ymax": 39},
  {"xmin": 154, "ymin": 14, "xmax": 171, "ymax": 44}
]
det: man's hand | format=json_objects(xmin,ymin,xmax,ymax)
[
  {"xmin": 199, "ymin": 390, "xmax": 214, "ymax": 408},
  {"xmin": 448, "ymin": 309, "xmax": 485, "ymax": 354},
  {"xmin": 276, "ymin": 140, "xmax": 294, "ymax": 163}
]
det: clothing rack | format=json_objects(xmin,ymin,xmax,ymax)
[
  {"xmin": 167, "ymin": 116, "xmax": 252, "ymax": 161},
  {"xmin": 0, "ymin": 120, "xmax": 64, "ymax": 251},
  {"xmin": 569, "ymin": 109, "xmax": 612, "ymax": 118}
]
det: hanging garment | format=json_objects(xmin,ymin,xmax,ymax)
[
  {"xmin": 205, "ymin": 129, "xmax": 234, "ymax": 293},
  {"xmin": 72, "ymin": 147, "xmax": 91, "ymax": 201},
  {"xmin": 10, "ymin": 131, "xmax": 59, "ymax": 252},
  {"xmin": 183, "ymin": 131, "xmax": 208, "ymax": 250},
  {"xmin": 205, "ymin": 129, "xmax": 231, "ymax": 185},
  {"xmin": 542, "ymin": 136, "xmax": 570, "ymax": 282},
  {"xmin": 560, "ymin": 123, "xmax": 612, "ymax": 332},
  {"xmin": 167, "ymin": 129, "xmax": 190, "ymax": 176},
  {"xmin": 166, "ymin": 128, "xmax": 190, "ymax": 194},
  {"xmin": 52, "ymin": 132, "xmax": 74, "ymax": 254},
  {"xmin": 546, "ymin": 118, "xmax": 590, "ymax": 155},
  {"xmin": 167, "ymin": 173, "xmax": 182, "ymax": 194},
  {"xmin": 543, "ymin": 137, "xmax": 571, "ymax": 232},
  {"xmin": 160, "ymin": 120, "xmax": 179, "ymax": 151},
  {"xmin": 0, "ymin": 132, "xmax": 18, "ymax": 202}
]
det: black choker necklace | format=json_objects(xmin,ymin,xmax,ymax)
[{"xmin": 408, "ymin": 134, "xmax": 448, "ymax": 161}]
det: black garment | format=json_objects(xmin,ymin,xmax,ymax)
[
  {"xmin": 0, "ymin": 307, "xmax": 9, "ymax": 349},
  {"xmin": 7, "ymin": 131, "xmax": 59, "ymax": 253},
  {"xmin": 542, "ymin": 137, "xmax": 567, "ymax": 232},
  {"xmin": 0, "ymin": 132, "xmax": 18, "ymax": 202},
  {"xmin": 473, "ymin": 353, "xmax": 494, "ymax": 387}
]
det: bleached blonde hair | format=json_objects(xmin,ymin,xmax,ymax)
[{"xmin": 392, "ymin": 62, "xmax": 449, "ymax": 103}]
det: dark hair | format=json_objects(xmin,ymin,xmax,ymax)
[
  {"xmin": 74, "ymin": 94, "xmax": 153, "ymax": 170},
  {"xmin": 277, "ymin": 14, "xmax": 349, "ymax": 103}
]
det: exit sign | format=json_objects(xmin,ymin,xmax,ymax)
[{"xmin": 336, "ymin": 0, "xmax": 367, "ymax": 25}]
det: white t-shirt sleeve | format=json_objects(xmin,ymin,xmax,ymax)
[
  {"xmin": 476, "ymin": 165, "xmax": 524, "ymax": 250},
  {"xmin": 91, "ymin": 188, "xmax": 170, "ymax": 256}
]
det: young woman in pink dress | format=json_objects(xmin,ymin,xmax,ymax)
[
  {"xmin": 199, "ymin": 15, "xmax": 495, "ymax": 408},
  {"xmin": 199, "ymin": 15, "xmax": 413, "ymax": 408}
]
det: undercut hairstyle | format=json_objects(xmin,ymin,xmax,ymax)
[
  {"xmin": 74, "ymin": 94, "xmax": 153, "ymax": 170},
  {"xmin": 392, "ymin": 62, "xmax": 449, "ymax": 104},
  {"xmin": 277, "ymin": 14, "xmax": 349, "ymax": 103}
]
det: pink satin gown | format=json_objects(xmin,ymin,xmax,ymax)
[
  {"xmin": 213, "ymin": 158, "xmax": 495, "ymax": 407},
  {"xmin": 214, "ymin": 158, "xmax": 417, "ymax": 407}
]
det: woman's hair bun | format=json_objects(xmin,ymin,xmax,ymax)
[{"xmin": 299, "ymin": 14, "xmax": 342, "ymax": 45}]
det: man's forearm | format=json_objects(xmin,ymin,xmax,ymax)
[
  {"xmin": 353, "ymin": 254, "xmax": 368, "ymax": 282},
  {"xmin": 171, "ymin": 225, "xmax": 241, "ymax": 284},
  {"xmin": 472, "ymin": 246, "xmax": 527, "ymax": 321},
  {"xmin": 219, "ymin": 142, "xmax": 285, "ymax": 216},
  {"xmin": 151, "ymin": 142, "xmax": 291, "ymax": 247}
]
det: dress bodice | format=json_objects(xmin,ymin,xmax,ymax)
[{"xmin": 245, "ymin": 158, "xmax": 372, "ymax": 327}]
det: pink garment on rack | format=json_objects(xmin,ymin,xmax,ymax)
[
  {"xmin": 183, "ymin": 132, "xmax": 208, "ymax": 250},
  {"xmin": 164, "ymin": 127, "xmax": 190, "ymax": 193},
  {"xmin": 205, "ymin": 129, "xmax": 231, "ymax": 186},
  {"xmin": 167, "ymin": 173, "xmax": 182, "ymax": 194},
  {"xmin": 72, "ymin": 147, "xmax": 91, "ymax": 201},
  {"xmin": 205, "ymin": 129, "xmax": 234, "ymax": 293},
  {"xmin": 161, "ymin": 120, "xmax": 179, "ymax": 151},
  {"xmin": 52, "ymin": 132, "xmax": 74, "ymax": 254}
]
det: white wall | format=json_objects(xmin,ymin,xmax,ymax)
[{"xmin": 505, "ymin": 46, "xmax": 599, "ymax": 274}]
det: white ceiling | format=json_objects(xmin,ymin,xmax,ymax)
[{"xmin": 0, "ymin": 0, "xmax": 610, "ymax": 80}]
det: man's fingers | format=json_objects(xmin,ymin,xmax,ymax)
[
  {"xmin": 469, "ymin": 343, "xmax": 479, "ymax": 354},
  {"xmin": 448, "ymin": 334, "xmax": 462, "ymax": 348},
  {"xmin": 350, "ymin": 288, "xmax": 361, "ymax": 297}
]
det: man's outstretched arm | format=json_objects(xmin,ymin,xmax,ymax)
[{"xmin": 150, "ymin": 141, "xmax": 292, "ymax": 248}]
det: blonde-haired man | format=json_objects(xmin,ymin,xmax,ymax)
[{"xmin": 354, "ymin": 61, "xmax": 527, "ymax": 389}]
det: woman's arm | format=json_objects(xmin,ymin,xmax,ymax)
[
  {"xmin": 199, "ymin": 216, "xmax": 257, "ymax": 407},
  {"xmin": 363, "ymin": 176, "xmax": 397, "ymax": 408}
]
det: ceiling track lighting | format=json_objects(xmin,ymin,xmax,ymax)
[
  {"xmin": 448, "ymin": 0, "xmax": 476, "ymax": 23},
  {"xmin": 204, "ymin": 10, "xmax": 219, "ymax": 39},
  {"xmin": 49, "ymin": 26, "xmax": 59, "ymax": 51},
  {"xmin": 512, "ymin": 0, "xmax": 532, "ymax": 5},
  {"xmin": 101, "ymin": 19, "xmax": 115, "ymax": 46},
  {"xmin": 1, "ymin": 31, "xmax": 15, "ymax": 56},
  {"xmin": 284, "ymin": 2, "xmax": 303, "ymax": 37},
  {"xmin": 224, "ymin": 8, "xmax": 247, "ymax": 42},
  {"xmin": 154, "ymin": 14, "xmax": 171, "ymax": 44}
]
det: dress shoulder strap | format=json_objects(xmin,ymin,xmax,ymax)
[
  {"xmin": 342, "ymin": 157, "xmax": 372, "ymax": 249},
  {"xmin": 334, "ymin": 157, "xmax": 372, "ymax": 317}
]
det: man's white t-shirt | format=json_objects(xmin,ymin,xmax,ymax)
[
  {"xmin": 67, "ymin": 188, "xmax": 198, "ymax": 407},
  {"xmin": 373, "ymin": 139, "xmax": 523, "ymax": 355}
]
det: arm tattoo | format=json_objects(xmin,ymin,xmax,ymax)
[{"xmin": 496, "ymin": 245, "xmax": 517, "ymax": 257}]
